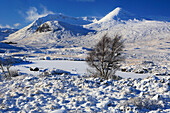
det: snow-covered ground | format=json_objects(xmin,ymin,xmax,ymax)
[
  {"xmin": 0, "ymin": 7, "xmax": 169, "ymax": 113},
  {"xmin": 13, "ymin": 60, "xmax": 151, "ymax": 79},
  {"xmin": 0, "ymin": 59, "xmax": 169, "ymax": 113}
]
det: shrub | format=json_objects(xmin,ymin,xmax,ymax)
[
  {"xmin": 0, "ymin": 56, "xmax": 15, "ymax": 80},
  {"xmin": 118, "ymin": 97, "xmax": 162, "ymax": 111},
  {"xmin": 86, "ymin": 34, "xmax": 124, "ymax": 80}
]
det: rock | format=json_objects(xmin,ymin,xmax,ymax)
[
  {"xmin": 121, "ymin": 68, "xmax": 127, "ymax": 72},
  {"xmin": 50, "ymin": 107, "xmax": 67, "ymax": 113},
  {"xmin": 30, "ymin": 67, "xmax": 39, "ymax": 71}
]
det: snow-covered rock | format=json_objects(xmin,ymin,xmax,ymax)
[
  {"xmin": 120, "ymin": 60, "xmax": 170, "ymax": 75},
  {"xmin": 0, "ymin": 73, "xmax": 169, "ymax": 112}
]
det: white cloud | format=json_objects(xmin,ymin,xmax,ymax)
[
  {"xmin": 0, "ymin": 24, "xmax": 13, "ymax": 29},
  {"xmin": 13, "ymin": 23, "xmax": 20, "ymax": 27},
  {"xmin": 26, "ymin": 6, "xmax": 54, "ymax": 22}
]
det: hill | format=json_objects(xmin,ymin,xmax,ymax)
[{"xmin": 3, "ymin": 7, "xmax": 170, "ymax": 69}]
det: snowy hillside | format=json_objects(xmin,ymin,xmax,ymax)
[
  {"xmin": 4, "ymin": 7, "xmax": 169, "ymax": 49},
  {"xmin": 4, "ymin": 20, "xmax": 94, "ymax": 49},
  {"xmin": 0, "ymin": 28, "xmax": 21, "ymax": 52},
  {"xmin": 0, "ymin": 7, "xmax": 170, "ymax": 113},
  {"xmin": 84, "ymin": 7, "xmax": 150, "ymax": 30},
  {"xmin": 97, "ymin": 7, "xmax": 145, "ymax": 23},
  {"xmin": 0, "ymin": 28, "xmax": 18, "ymax": 41},
  {"xmin": 4, "ymin": 13, "xmax": 97, "ymax": 49},
  {"xmin": 0, "ymin": 42, "xmax": 25, "ymax": 53},
  {"xmin": 0, "ymin": 60, "xmax": 169, "ymax": 112},
  {"xmin": 3, "ymin": 57, "xmax": 170, "ymax": 112},
  {"xmin": 3, "ymin": 7, "xmax": 170, "ymax": 69}
]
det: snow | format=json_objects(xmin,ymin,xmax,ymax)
[
  {"xmin": 0, "ymin": 59, "xmax": 169, "ymax": 112},
  {"xmin": 34, "ymin": 13, "xmax": 92, "ymax": 26},
  {"xmin": 11, "ymin": 60, "xmax": 152, "ymax": 79},
  {"xmin": 3, "ymin": 7, "xmax": 169, "ymax": 71},
  {"xmin": 97, "ymin": 7, "xmax": 122, "ymax": 23},
  {"xmin": 3, "ymin": 10, "xmax": 169, "ymax": 60},
  {"xmin": 0, "ymin": 7, "xmax": 169, "ymax": 112},
  {"xmin": 14, "ymin": 60, "xmax": 88, "ymax": 75},
  {"xmin": 0, "ymin": 28, "xmax": 18, "ymax": 41},
  {"xmin": 4, "ymin": 19, "xmax": 170, "ymax": 72}
]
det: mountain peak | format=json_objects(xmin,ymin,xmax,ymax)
[
  {"xmin": 97, "ymin": 7, "xmax": 121, "ymax": 23},
  {"xmin": 109, "ymin": 7, "xmax": 122, "ymax": 16},
  {"xmin": 97, "ymin": 7, "xmax": 143, "ymax": 23}
]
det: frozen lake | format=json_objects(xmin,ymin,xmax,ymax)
[{"xmin": 14, "ymin": 60, "xmax": 151, "ymax": 79}]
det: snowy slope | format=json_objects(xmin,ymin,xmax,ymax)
[
  {"xmin": 84, "ymin": 20, "xmax": 170, "ymax": 70},
  {"xmin": 4, "ymin": 7, "xmax": 169, "ymax": 49},
  {"xmin": 0, "ymin": 28, "xmax": 21, "ymax": 52},
  {"xmin": 0, "ymin": 42, "xmax": 26, "ymax": 53},
  {"xmin": 0, "ymin": 28, "xmax": 18, "ymax": 41},
  {"xmin": 4, "ymin": 13, "xmax": 97, "ymax": 49},
  {"xmin": 84, "ymin": 7, "xmax": 150, "ymax": 30},
  {"xmin": 5, "ymin": 20, "xmax": 94, "ymax": 49},
  {"xmin": 0, "ymin": 60, "xmax": 169, "ymax": 112},
  {"xmin": 34, "ymin": 13, "xmax": 93, "ymax": 26}
]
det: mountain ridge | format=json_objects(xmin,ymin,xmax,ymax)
[
  {"xmin": 3, "ymin": 7, "xmax": 170, "ymax": 51},
  {"xmin": 0, "ymin": 28, "xmax": 18, "ymax": 41},
  {"xmin": 97, "ymin": 7, "xmax": 143, "ymax": 23}
]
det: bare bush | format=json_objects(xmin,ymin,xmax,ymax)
[
  {"xmin": 119, "ymin": 97, "xmax": 162, "ymax": 111},
  {"xmin": 86, "ymin": 34, "xmax": 124, "ymax": 79},
  {"xmin": 0, "ymin": 56, "xmax": 15, "ymax": 80}
]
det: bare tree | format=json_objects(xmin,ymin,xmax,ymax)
[{"xmin": 86, "ymin": 34, "xmax": 124, "ymax": 80}]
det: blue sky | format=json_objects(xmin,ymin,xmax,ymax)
[{"xmin": 0, "ymin": 0, "xmax": 170, "ymax": 29}]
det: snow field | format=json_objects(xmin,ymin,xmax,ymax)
[
  {"xmin": 11, "ymin": 60, "xmax": 153, "ymax": 79},
  {"xmin": 0, "ymin": 71, "xmax": 169, "ymax": 112}
]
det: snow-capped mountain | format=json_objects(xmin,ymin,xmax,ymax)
[
  {"xmin": 25, "ymin": 13, "xmax": 94, "ymax": 33},
  {"xmin": 84, "ymin": 7, "xmax": 151, "ymax": 30},
  {"xmin": 4, "ymin": 7, "xmax": 170, "ymax": 51},
  {"xmin": 97, "ymin": 7, "xmax": 144, "ymax": 23},
  {"xmin": 3, "ymin": 13, "xmax": 97, "ymax": 49},
  {"xmin": 0, "ymin": 28, "xmax": 20, "ymax": 52}
]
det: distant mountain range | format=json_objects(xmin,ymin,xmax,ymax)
[
  {"xmin": 2, "ymin": 7, "xmax": 170, "ymax": 52},
  {"xmin": 0, "ymin": 28, "xmax": 18, "ymax": 41},
  {"xmin": 0, "ymin": 28, "xmax": 20, "ymax": 52}
]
